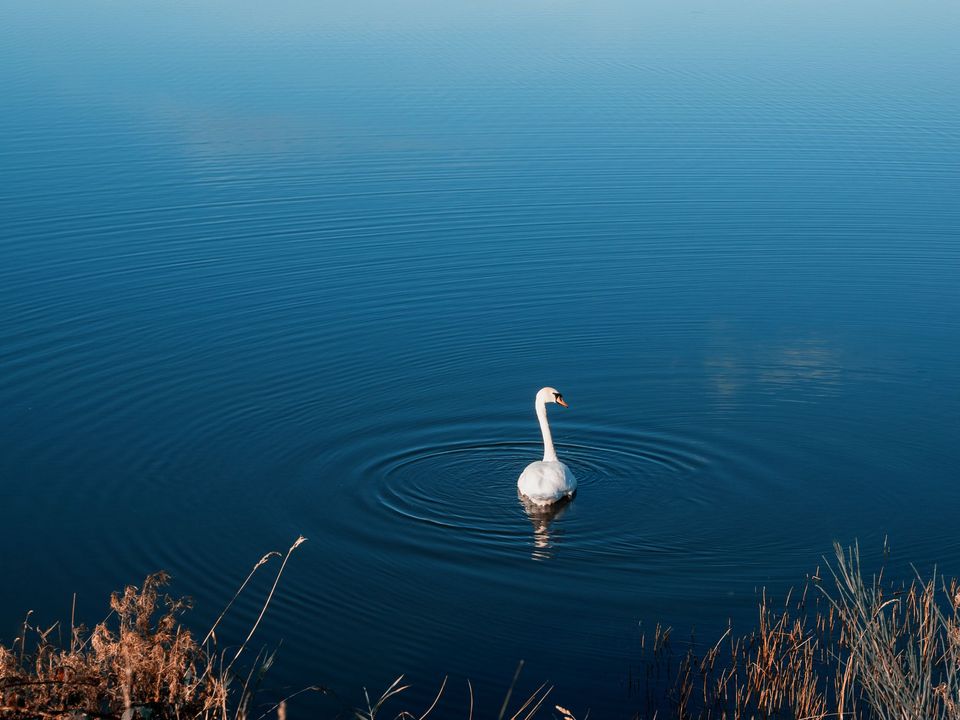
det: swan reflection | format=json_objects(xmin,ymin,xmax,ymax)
[{"xmin": 519, "ymin": 491, "xmax": 572, "ymax": 561}]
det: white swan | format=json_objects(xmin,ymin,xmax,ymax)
[{"xmin": 517, "ymin": 387, "xmax": 577, "ymax": 506}]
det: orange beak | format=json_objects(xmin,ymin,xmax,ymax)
[{"xmin": 557, "ymin": 398, "xmax": 569, "ymax": 408}]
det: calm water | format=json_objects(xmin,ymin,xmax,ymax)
[{"xmin": 2, "ymin": 0, "xmax": 959, "ymax": 715}]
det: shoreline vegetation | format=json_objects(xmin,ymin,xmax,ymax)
[{"xmin": 2, "ymin": 541, "xmax": 959, "ymax": 719}]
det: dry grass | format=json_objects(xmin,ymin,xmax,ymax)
[
  {"xmin": 0, "ymin": 537, "xmax": 306, "ymax": 720},
  {"xmin": 1, "ymin": 570, "xmax": 227, "ymax": 720},
  {"xmin": 826, "ymin": 543, "xmax": 960, "ymax": 720},
  {"xmin": 644, "ymin": 541, "xmax": 960, "ymax": 719},
  {"xmin": 3, "ymin": 540, "xmax": 959, "ymax": 719},
  {"xmin": 352, "ymin": 662, "xmax": 558, "ymax": 720}
]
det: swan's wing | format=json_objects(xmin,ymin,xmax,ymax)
[{"xmin": 557, "ymin": 462, "xmax": 577, "ymax": 495}]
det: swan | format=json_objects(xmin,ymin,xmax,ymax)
[{"xmin": 517, "ymin": 387, "xmax": 577, "ymax": 506}]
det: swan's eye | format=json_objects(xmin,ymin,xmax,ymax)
[{"xmin": 554, "ymin": 393, "xmax": 562, "ymax": 401}]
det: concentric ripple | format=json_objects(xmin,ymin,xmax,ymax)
[{"xmin": 305, "ymin": 416, "xmax": 779, "ymax": 568}]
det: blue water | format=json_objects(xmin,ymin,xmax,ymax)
[{"xmin": 2, "ymin": 0, "xmax": 959, "ymax": 715}]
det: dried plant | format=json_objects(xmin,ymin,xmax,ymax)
[
  {"xmin": 351, "ymin": 663, "xmax": 557, "ymax": 720},
  {"xmin": 0, "ymin": 570, "xmax": 225, "ymax": 719},
  {"xmin": 825, "ymin": 542, "xmax": 960, "ymax": 720},
  {"xmin": 639, "ymin": 541, "xmax": 960, "ymax": 720},
  {"xmin": 0, "ymin": 536, "xmax": 306, "ymax": 720},
  {"xmin": 3, "ymin": 539, "xmax": 959, "ymax": 720}
]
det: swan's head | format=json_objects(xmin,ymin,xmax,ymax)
[{"xmin": 537, "ymin": 386, "xmax": 569, "ymax": 408}]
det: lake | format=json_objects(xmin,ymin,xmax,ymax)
[{"xmin": 1, "ymin": 0, "xmax": 958, "ymax": 716}]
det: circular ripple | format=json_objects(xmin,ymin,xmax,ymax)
[{"xmin": 322, "ymin": 419, "xmax": 768, "ymax": 564}]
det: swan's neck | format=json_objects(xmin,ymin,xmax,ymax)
[{"xmin": 536, "ymin": 399, "xmax": 558, "ymax": 462}]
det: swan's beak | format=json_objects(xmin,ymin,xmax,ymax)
[{"xmin": 556, "ymin": 398, "xmax": 569, "ymax": 408}]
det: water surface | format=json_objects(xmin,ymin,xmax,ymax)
[{"xmin": 1, "ymin": 0, "xmax": 959, "ymax": 715}]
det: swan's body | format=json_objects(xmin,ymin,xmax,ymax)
[
  {"xmin": 517, "ymin": 461, "xmax": 576, "ymax": 504},
  {"xmin": 517, "ymin": 387, "xmax": 577, "ymax": 506}
]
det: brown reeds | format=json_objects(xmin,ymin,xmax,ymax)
[
  {"xmin": 825, "ymin": 543, "xmax": 960, "ymax": 720},
  {"xmin": 0, "ymin": 570, "xmax": 226, "ymax": 719},
  {"xmin": 353, "ymin": 666, "xmax": 557, "ymax": 720},
  {"xmin": 0, "ymin": 536, "xmax": 306, "ymax": 720},
  {"xmin": 3, "ymin": 540, "xmax": 959, "ymax": 719},
  {"xmin": 644, "ymin": 541, "xmax": 960, "ymax": 719}
]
